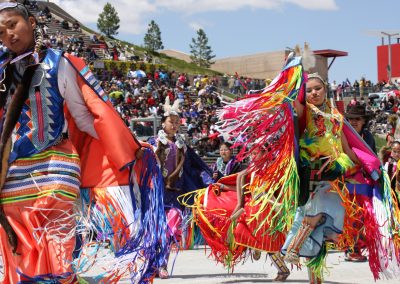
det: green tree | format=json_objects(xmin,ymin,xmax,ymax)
[
  {"xmin": 190, "ymin": 29, "xmax": 215, "ymax": 68},
  {"xmin": 97, "ymin": 2, "xmax": 120, "ymax": 37},
  {"xmin": 143, "ymin": 20, "xmax": 164, "ymax": 53}
]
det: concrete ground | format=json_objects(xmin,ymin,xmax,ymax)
[
  {"xmin": 151, "ymin": 249, "xmax": 398, "ymax": 284},
  {"xmin": 78, "ymin": 247, "xmax": 399, "ymax": 284},
  {"xmin": 1, "ymin": 245, "xmax": 395, "ymax": 283}
]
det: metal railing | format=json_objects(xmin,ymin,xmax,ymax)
[{"xmin": 130, "ymin": 116, "xmax": 161, "ymax": 141}]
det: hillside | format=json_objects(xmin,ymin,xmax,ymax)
[{"xmin": 35, "ymin": 0, "xmax": 221, "ymax": 76}]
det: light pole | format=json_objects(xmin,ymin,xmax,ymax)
[{"xmin": 381, "ymin": 31, "xmax": 399, "ymax": 83}]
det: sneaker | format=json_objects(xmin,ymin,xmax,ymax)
[{"xmin": 158, "ymin": 267, "xmax": 169, "ymax": 279}]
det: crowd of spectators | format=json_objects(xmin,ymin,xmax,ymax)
[
  {"xmin": 25, "ymin": 2, "xmax": 139, "ymax": 62},
  {"xmin": 330, "ymin": 77, "xmax": 400, "ymax": 100},
  {"xmin": 103, "ymin": 70, "xmax": 227, "ymax": 157},
  {"xmin": 24, "ymin": 0, "xmax": 250, "ymax": 158},
  {"xmin": 26, "ymin": 2, "xmax": 361, "ymax": 161}
]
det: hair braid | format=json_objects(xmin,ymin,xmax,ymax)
[
  {"xmin": 0, "ymin": 64, "xmax": 39, "ymax": 254},
  {"xmin": 32, "ymin": 27, "xmax": 44, "ymax": 63}
]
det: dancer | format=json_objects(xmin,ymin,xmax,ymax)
[
  {"xmin": 186, "ymin": 150, "xmax": 290, "ymax": 281},
  {"xmin": 149, "ymin": 98, "xmax": 212, "ymax": 279},
  {"xmin": 386, "ymin": 141, "xmax": 400, "ymax": 211},
  {"xmin": 281, "ymin": 73, "xmax": 360, "ymax": 283},
  {"xmin": 280, "ymin": 74, "xmax": 400, "ymax": 283},
  {"xmin": 0, "ymin": 2, "xmax": 166, "ymax": 283},
  {"xmin": 230, "ymin": 147, "xmax": 290, "ymax": 281},
  {"xmin": 209, "ymin": 45, "xmax": 400, "ymax": 283},
  {"xmin": 186, "ymin": 70, "xmax": 300, "ymax": 280}
]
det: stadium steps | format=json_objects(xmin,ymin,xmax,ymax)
[{"xmin": 28, "ymin": 3, "xmax": 106, "ymax": 58}]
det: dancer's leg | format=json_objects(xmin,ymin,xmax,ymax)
[
  {"xmin": 284, "ymin": 215, "xmax": 323, "ymax": 264},
  {"xmin": 269, "ymin": 252, "xmax": 290, "ymax": 282},
  {"xmin": 159, "ymin": 207, "xmax": 183, "ymax": 279},
  {"xmin": 307, "ymin": 261, "xmax": 322, "ymax": 284}
]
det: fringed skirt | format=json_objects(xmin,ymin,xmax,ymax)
[
  {"xmin": 0, "ymin": 140, "xmax": 80, "ymax": 284},
  {"xmin": 192, "ymin": 183, "xmax": 286, "ymax": 267}
]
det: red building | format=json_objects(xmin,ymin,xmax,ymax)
[{"xmin": 377, "ymin": 43, "xmax": 400, "ymax": 82}]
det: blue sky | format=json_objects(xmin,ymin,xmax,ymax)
[{"xmin": 53, "ymin": 0, "xmax": 400, "ymax": 83}]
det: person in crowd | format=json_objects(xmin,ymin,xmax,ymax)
[
  {"xmin": 211, "ymin": 142, "xmax": 242, "ymax": 181},
  {"xmin": 91, "ymin": 33, "xmax": 100, "ymax": 43},
  {"xmin": 0, "ymin": 2, "xmax": 165, "ymax": 282},
  {"xmin": 345, "ymin": 103, "xmax": 376, "ymax": 262},
  {"xmin": 61, "ymin": 18, "xmax": 69, "ymax": 29},
  {"xmin": 384, "ymin": 141, "xmax": 400, "ymax": 190},
  {"xmin": 345, "ymin": 103, "xmax": 376, "ymax": 153},
  {"xmin": 228, "ymin": 75, "xmax": 235, "ymax": 93},
  {"xmin": 72, "ymin": 20, "xmax": 80, "ymax": 31}
]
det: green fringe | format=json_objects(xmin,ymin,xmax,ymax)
[
  {"xmin": 225, "ymin": 221, "xmax": 236, "ymax": 272},
  {"xmin": 305, "ymin": 242, "xmax": 332, "ymax": 280}
]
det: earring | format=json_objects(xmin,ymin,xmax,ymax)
[{"xmin": 162, "ymin": 123, "xmax": 165, "ymax": 128}]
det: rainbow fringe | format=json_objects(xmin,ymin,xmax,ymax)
[
  {"xmin": 216, "ymin": 56, "xmax": 306, "ymax": 233},
  {"xmin": 180, "ymin": 187, "xmax": 247, "ymax": 268},
  {"xmin": 73, "ymin": 148, "xmax": 167, "ymax": 283}
]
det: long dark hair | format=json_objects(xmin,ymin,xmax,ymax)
[{"xmin": 0, "ymin": 2, "xmax": 42, "ymax": 253}]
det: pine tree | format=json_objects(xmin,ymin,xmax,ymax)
[
  {"xmin": 190, "ymin": 29, "xmax": 216, "ymax": 68},
  {"xmin": 143, "ymin": 20, "xmax": 164, "ymax": 53},
  {"xmin": 97, "ymin": 2, "xmax": 120, "ymax": 38}
]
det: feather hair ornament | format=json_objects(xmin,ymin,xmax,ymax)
[
  {"xmin": 163, "ymin": 96, "xmax": 181, "ymax": 117},
  {"xmin": 301, "ymin": 42, "xmax": 316, "ymax": 71}
]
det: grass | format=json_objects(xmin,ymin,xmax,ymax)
[
  {"xmin": 375, "ymin": 135, "xmax": 386, "ymax": 151},
  {"xmin": 156, "ymin": 52, "xmax": 222, "ymax": 75},
  {"xmin": 85, "ymin": 32, "xmax": 221, "ymax": 75}
]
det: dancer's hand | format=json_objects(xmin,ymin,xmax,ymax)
[{"xmin": 214, "ymin": 183, "xmax": 224, "ymax": 190}]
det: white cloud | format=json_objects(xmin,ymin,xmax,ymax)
[
  {"xmin": 154, "ymin": 0, "xmax": 280, "ymax": 13},
  {"xmin": 52, "ymin": 0, "xmax": 338, "ymax": 35},
  {"xmin": 52, "ymin": 0, "xmax": 156, "ymax": 35},
  {"xmin": 285, "ymin": 0, "xmax": 338, "ymax": 10},
  {"xmin": 154, "ymin": 0, "xmax": 338, "ymax": 14}
]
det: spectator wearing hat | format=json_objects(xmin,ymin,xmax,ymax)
[
  {"xmin": 345, "ymin": 103, "xmax": 376, "ymax": 153},
  {"xmin": 344, "ymin": 103, "xmax": 376, "ymax": 263}
]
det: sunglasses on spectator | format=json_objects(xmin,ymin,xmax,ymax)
[
  {"xmin": 0, "ymin": 2, "xmax": 28, "ymax": 15},
  {"xmin": 0, "ymin": 2, "xmax": 18, "ymax": 10}
]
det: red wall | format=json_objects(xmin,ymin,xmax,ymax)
[{"xmin": 377, "ymin": 43, "xmax": 400, "ymax": 82}]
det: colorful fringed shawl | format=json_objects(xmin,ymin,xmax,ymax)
[
  {"xmin": 216, "ymin": 56, "xmax": 305, "ymax": 234},
  {"xmin": 62, "ymin": 54, "xmax": 168, "ymax": 283}
]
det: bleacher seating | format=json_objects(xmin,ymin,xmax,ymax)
[{"xmin": 27, "ymin": 1, "xmax": 107, "ymax": 59}]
